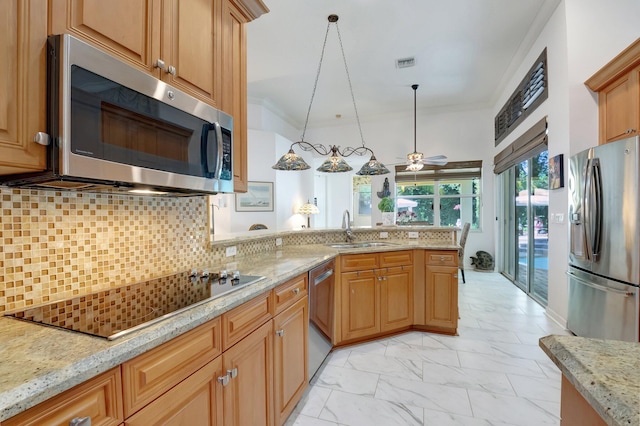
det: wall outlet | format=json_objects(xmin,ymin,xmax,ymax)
[
  {"xmin": 379, "ymin": 232, "xmax": 389, "ymax": 239},
  {"xmin": 408, "ymin": 232, "xmax": 419, "ymax": 239},
  {"xmin": 275, "ymin": 237, "xmax": 282, "ymax": 246},
  {"xmin": 225, "ymin": 245, "xmax": 237, "ymax": 257},
  {"xmin": 556, "ymin": 213, "xmax": 564, "ymax": 223}
]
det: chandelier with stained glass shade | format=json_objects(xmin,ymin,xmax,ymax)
[{"xmin": 272, "ymin": 14, "xmax": 390, "ymax": 175}]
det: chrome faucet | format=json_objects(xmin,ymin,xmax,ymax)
[{"xmin": 342, "ymin": 210, "xmax": 354, "ymax": 242}]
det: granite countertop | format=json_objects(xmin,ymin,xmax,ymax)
[
  {"xmin": 539, "ymin": 335, "xmax": 640, "ymax": 426},
  {"xmin": 0, "ymin": 240, "xmax": 458, "ymax": 421}
]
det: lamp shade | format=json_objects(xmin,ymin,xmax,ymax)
[
  {"xmin": 357, "ymin": 155, "xmax": 391, "ymax": 175},
  {"xmin": 273, "ymin": 148, "xmax": 311, "ymax": 170},
  {"xmin": 297, "ymin": 202, "xmax": 319, "ymax": 215}
]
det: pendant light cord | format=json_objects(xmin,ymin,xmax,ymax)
[
  {"xmin": 300, "ymin": 15, "xmax": 366, "ymax": 149},
  {"xmin": 413, "ymin": 84, "xmax": 418, "ymax": 153},
  {"xmin": 336, "ymin": 21, "xmax": 366, "ymax": 148},
  {"xmin": 300, "ymin": 20, "xmax": 331, "ymax": 143}
]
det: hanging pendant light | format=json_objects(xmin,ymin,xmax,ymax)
[
  {"xmin": 272, "ymin": 14, "xmax": 389, "ymax": 176},
  {"xmin": 405, "ymin": 84, "xmax": 448, "ymax": 171}
]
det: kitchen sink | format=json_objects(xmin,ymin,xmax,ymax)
[{"xmin": 325, "ymin": 241, "xmax": 398, "ymax": 249}]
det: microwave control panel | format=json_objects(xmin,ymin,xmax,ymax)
[{"xmin": 220, "ymin": 128, "xmax": 232, "ymax": 180}]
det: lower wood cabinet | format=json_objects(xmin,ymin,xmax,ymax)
[
  {"xmin": 125, "ymin": 357, "xmax": 224, "ymax": 426},
  {"xmin": 222, "ymin": 320, "xmax": 275, "ymax": 426},
  {"xmin": 560, "ymin": 375, "xmax": 606, "ymax": 425},
  {"xmin": 424, "ymin": 251, "xmax": 459, "ymax": 332},
  {"xmin": 273, "ymin": 296, "xmax": 308, "ymax": 426},
  {"xmin": 3, "ymin": 367, "xmax": 124, "ymax": 426},
  {"xmin": 339, "ymin": 251, "xmax": 413, "ymax": 342}
]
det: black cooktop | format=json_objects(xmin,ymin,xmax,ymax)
[{"xmin": 8, "ymin": 271, "xmax": 265, "ymax": 340}]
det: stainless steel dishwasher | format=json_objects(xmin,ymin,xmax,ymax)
[{"xmin": 308, "ymin": 260, "xmax": 334, "ymax": 380}]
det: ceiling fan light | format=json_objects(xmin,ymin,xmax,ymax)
[
  {"xmin": 356, "ymin": 155, "xmax": 391, "ymax": 176},
  {"xmin": 272, "ymin": 148, "xmax": 311, "ymax": 170},
  {"xmin": 406, "ymin": 162, "xmax": 424, "ymax": 172},
  {"xmin": 407, "ymin": 151, "xmax": 424, "ymax": 162}
]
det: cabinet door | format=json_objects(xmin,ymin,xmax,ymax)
[
  {"xmin": 221, "ymin": 0, "xmax": 248, "ymax": 192},
  {"xmin": 49, "ymin": 0, "xmax": 159, "ymax": 74},
  {"xmin": 0, "ymin": 0, "xmax": 47, "ymax": 175},
  {"xmin": 599, "ymin": 66, "xmax": 640, "ymax": 144},
  {"xmin": 161, "ymin": 0, "xmax": 221, "ymax": 106},
  {"xmin": 223, "ymin": 320, "xmax": 274, "ymax": 426},
  {"xmin": 125, "ymin": 357, "xmax": 223, "ymax": 426},
  {"xmin": 273, "ymin": 297, "xmax": 308, "ymax": 426},
  {"xmin": 425, "ymin": 265, "xmax": 458, "ymax": 331},
  {"xmin": 341, "ymin": 271, "xmax": 380, "ymax": 341},
  {"xmin": 381, "ymin": 266, "xmax": 413, "ymax": 332},
  {"xmin": 4, "ymin": 367, "xmax": 123, "ymax": 426}
]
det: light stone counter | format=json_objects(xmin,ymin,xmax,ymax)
[
  {"xmin": 0, "ymin": 240, "xmax": 458, "ymax": 421},
  {"xmin": 539, "ymin": 335, "xmax": 640, "ymax": 426}
]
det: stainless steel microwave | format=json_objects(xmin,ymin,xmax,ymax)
[{"xmin": 1, "ymin": 34, "xmax": 234, "ymax": 195}]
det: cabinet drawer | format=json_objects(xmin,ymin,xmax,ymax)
[
  {"xmin": 379, "ymin": 250, "xmax": 413, "ymax": 267},
  {"xmin": 4, "ymin": 367, "xmax": 123, "ymax": 426},
  {"xmin": 274, "ymin": 273, "xmax": 308, "ymax": 315},
  {"xmin": 222, "ymin": 290, "xmax": 274, "ymax": 350},
  {"xmin": 122, "ymin": 317, "xmax": 222, "ymax": 417},
  {"xmin": 425, "ymin": 250, "xmax": 458, "ymax": 267},
  {"xmin": 341, "ymin": 253, "xmax": 379, "ymax": 272}
]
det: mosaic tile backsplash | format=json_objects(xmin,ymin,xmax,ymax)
[
  {"xmin": 0, "ymin": 188, "xmax": 211, "ymax": 314},
  {"xmin": 1, "ymin": 187, "xmax": 457, "ymax": 314}
]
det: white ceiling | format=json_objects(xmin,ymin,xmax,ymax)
[{"xmin": 246, "ymin": 0, "xmax": 560, "ymax": 129}]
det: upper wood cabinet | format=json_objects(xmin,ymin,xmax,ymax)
[
  {"xmin": 50, "ymin": 0, "xmax": 222, "ymax": 107},
  {"xmin": 221, "ymin": 0, "xmax": 249, "ymax": 192},
  {"xmin": 0, "ymin": 0, "xmax": 48, "ymax": 176},
  {"xmin": 586, "ymin": 38, "xmax": 640, "ymax": 145}
]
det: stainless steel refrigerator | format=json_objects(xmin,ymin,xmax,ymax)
[{"xmin": 568, "ymin": 136, "xmax": 639, "ymax": 342}]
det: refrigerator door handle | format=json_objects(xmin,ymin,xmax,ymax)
[
  {"xmin": 591, "ymin": 158, "xmax": 603, "ymax": 261},
  {"xmin": 584, "ymin": 159, "xmax": 594, "ymax": 262},
  {"xmin": 568, "ymin": 271, "xmax": 635, "ymax": 296}
]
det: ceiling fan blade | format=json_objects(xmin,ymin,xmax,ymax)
[
  {"xmin": 422, "ymin": 159, "xmax": 448, "ymax": 166},
  {"xmin": 424, "ymin": 154, "xmax": 447, "ymax": 161}
]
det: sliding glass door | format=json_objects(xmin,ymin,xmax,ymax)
[{"xmin": 501, "ymin": 151, "xmax": 549, "ymax": 305}]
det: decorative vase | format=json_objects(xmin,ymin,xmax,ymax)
[{"xmin": 381, "ymin": 212, "xmax": 395, "ymax": 226}]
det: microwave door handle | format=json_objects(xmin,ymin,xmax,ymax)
[
  {"xmin": 214, "ymin": 122, "xmax": 223, "ymax": 180},
  {"xmin": 201, "ymin": 123, "xmax": 222, "ymax": 178},
  {"xmin": 591, "ymin": 158, "xmax": 603, "ymax": 261}
]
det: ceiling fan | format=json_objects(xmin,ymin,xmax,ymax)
[{"xmin": 403, "ymin": 84, "xmax": 448, "ymax": 171}]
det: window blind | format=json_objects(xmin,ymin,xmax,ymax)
[
  {"xmin": 493, "ymin": 116, "xmax": 547, "ymax": 175},
  {"xmin": 395, "ymin": 160, "xmax": 482, "ymax": 182}
]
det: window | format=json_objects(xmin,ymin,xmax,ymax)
[{"xmin": 395, "ymin": 161, "xmax": 482, "ymax": 228}]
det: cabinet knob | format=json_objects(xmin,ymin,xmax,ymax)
[
  {"xmin": 227, "ymin": 367, "xmax": 238, "ymax": 379},
  {"xmin": 217, "ymin": 374, "xmax": 229, "ymax": 386},
  {"xmin": 154, "ymin": 59, "xmax": 166, "ymax": 70},
  {"xmin": 440, "ymin": 256, "xmax": 445, "ymax": 261},
  {"xmin": 69, "ymin": 417, "xmax": 91, "ymax": 426},
  {"xmin": 292, "ymin": 288, "xmax": 300, "ymax": 295},
  {"xmin": 276, "ymin": 329, "xmax": 284, "ymax": 337},
  {"xmin": 33, "ymin": 132, "xmax": 50, "ymax": 146},
  {"xmin": 167, "ymin": 65, "xmax": 177, "ymax": 75}
]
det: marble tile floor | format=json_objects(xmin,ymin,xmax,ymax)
[{"xmin": 285, "ymin": 270, "xmax": 571, "ymax": 426}]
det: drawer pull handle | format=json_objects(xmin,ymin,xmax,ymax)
[
  {"xmin": 70, "ymin": 416, "xmax": 91, "ymax": 426},
  {"xmin": 292, "ymin": 288, "xmax": 300, "ymax": 295},
  {"xmin": 276, "ymin": 329, "xmax": 285, "ymax": 337},
  {"xmin": 440, "ymin": 256, "xmax": 445, "ymax": 261}
]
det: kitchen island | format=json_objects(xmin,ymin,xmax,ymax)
[
  {"xmin": 0, "ymin": 228, "xmax": 459, "ymax": 423},
  {"xmin": 539, "ymin": 334, "xmax": 640, "ymax": 426}
]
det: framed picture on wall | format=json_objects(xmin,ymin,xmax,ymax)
[
  {"xmin": 549, "ymin": 154, "xmax": 564, "ymax": 190},
  {"xmin": 235, "ymin": 181, "xmax": 274, "ymax": 211}
]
